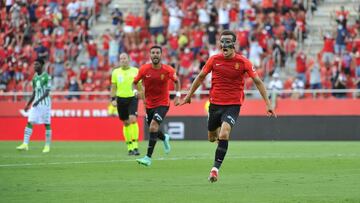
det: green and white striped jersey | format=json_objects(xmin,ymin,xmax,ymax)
[{"xmin": 32, "ymin": 72, "xmax": 51, "ymax": 107}]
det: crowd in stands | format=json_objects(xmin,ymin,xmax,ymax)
[{"xmin": 0, "ymin": 0, "xmax": 359, "ymax": 101}]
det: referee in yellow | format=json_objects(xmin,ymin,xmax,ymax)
[{"xmin": 111, "ymin": 53, "xmax": 141, "ymax": 155}]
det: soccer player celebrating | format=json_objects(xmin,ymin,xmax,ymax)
[
  {"xmin": 16, "ymin": 59, "xmax": 52, "ymax": 153},
  {"xmin": 180, "ymin": 30, "xmax": 276, "ymax": 182},
  {"xmin": 134, "ymin": 45, "xmax": 181, "ymax": 166},
  {"xmin": 111, "ymin": 53, "xmax": 141, "ymax": 155}
]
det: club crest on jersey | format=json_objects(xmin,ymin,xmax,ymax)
[
  {"xmin": 160, "ymin": 74, "xmax": 165, "ymax": 80},
  {"xmin": 235, "ymin": 63, "xmax": 239, "ymax": 69}
]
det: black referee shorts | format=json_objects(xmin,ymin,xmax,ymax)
[
  {"xmin": 208, "ymin": 103, "xmax": 241, "ymax": 131},
  {"xmin": 116, "ymin": 96, "xmax": 138, "ymax": 121},
  {"xmin": 145, "ymin": 106, "xmax": 169, "ymax": 126}
]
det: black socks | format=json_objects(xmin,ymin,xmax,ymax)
[{"xmin": 214, "ymin": 140, "xmax": 228, "ymax": 169}]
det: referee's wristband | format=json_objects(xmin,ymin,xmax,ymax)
[
  {"xmin": 175, "ymin": 91, "xmax": 181, "ymax": 97},
  {"xmin": 111, "ymin": 97, "xmax": 116, "ymax": 101}
]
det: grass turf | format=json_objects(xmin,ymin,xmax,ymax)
[{"xmin": 1, "ymin": 141, "xmax": 360, "ymax": 203}]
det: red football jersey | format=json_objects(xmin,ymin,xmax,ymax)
[
  {"xmin": 202, "ymin": 53, "xmax": 257, "ymax": 105},
  {"xmin": 134, "ymin": 63, "xmax": 177, "ymax": 108}
]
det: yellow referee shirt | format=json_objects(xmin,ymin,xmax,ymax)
[{"xmin": 111, "ymin": 67, "xmax": 139, "ymax": 98}]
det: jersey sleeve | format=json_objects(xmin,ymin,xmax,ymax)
[
  {"xmin": 202, "ymin": 56, "xmax": 215, "ymax": 74},
  {"xmin": 167, "ymin": 66, "xmax": 178, "ymax": 82},
  {"xmin": 133, "ymin": 66, "xmax": 144, "ymax": 84},
  {"xmin": 111, "ymin": 69, "xmax": 117, "ymax": 84},
  {"xmin": 46, "ymin": 74, "xmax": 51, "ymax": 90},
  {"xmin": 32, "ymin": 77, "xmax": 35, "ymax": 89},
  {"xmin": 243, "ymin": 58, "xmax": 258, "ymax": 78}
]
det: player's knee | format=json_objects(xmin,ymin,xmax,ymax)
[
  {"xmin": 219, "ymin": 124, "xmax": 231, "ymax": 140},
  {"xmin": 149, "ymin": 122, "xmax": 159, "ymax": 132},
  {"xmin": 218, "ymin": 132, "xmax": 230, "ymax": 140},
  {"xmin": 208, "ymin": 131, "xmax": 218, "ymax": 142}
]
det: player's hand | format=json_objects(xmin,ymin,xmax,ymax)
[
  {"xmin": 111, "ymin": 100, "xmax": 117, "ymax": 107},
  {"xmin": 137, "ymin": 91, "xmax": 144, "ymax": 99},
  {"xmin": 179, "ymin": 94, "xmax": 191, "ymax": 106},
  {"xmin": 33, "ymin": 101, "xmax": 39, "ymax": 107},
  {"xmin": 24, "ymin": 104, "xmax": 30, "ymax": 112},
  {"xmin": 266, "ymin": 104, "xmax": 277, "ymax": 118},
  {"xmin": 174, "ymin": 96, "xmax": 180, "ymax": 106}
]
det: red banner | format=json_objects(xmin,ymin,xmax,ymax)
[
  {"xmin": 1, "ymin": 98, "xmax": 360, "ymax": 117},
  {"xmin": 0, "ymin": 99, "xmax": 359, "ymax": 141},
  {"xmin": 0, "ymin": 117, "xmax": 144, "ymax": 141}
]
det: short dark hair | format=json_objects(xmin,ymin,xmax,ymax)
[
  {"xmin": 150, "ymin": 45, "xmax": 162, "ymax": 53},
  {"xmin": 35, "ymin": 58, "xmax": 45, "ymax": 66},
  {"xmin": 220, "ymin": 30, "xmax": 236, "ymax": 42}
]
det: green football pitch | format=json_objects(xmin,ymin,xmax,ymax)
[{"xmin": 1, "ymin": 141, "xmax": 360, "ymax": 203}]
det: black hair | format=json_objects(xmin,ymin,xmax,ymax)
[
  {"xmin": 35, "ymin": 58, "xmax": 45, "ymax": 67},
  {"xmin": 150, "ymin": 45, "xmax": 162, "ymax": 53},
  {"xmin": 220, "ymin": 30, "xmax": 237, "ymax": 42}
]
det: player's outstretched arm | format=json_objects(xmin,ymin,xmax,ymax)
[
  {"xmin": 180, "ymin": 70, "xmax": 207, "ymax": 105},
  {"xmin": 252, "ymin": 76, "xmax": 277, "ymax": 117},
  {"xmin": 173, "ymin": 78, "xmax": 181, "ymax": 106},
  {"xmin": 24, "ymin": 90, "xmax": 35, "ymax": 112}
]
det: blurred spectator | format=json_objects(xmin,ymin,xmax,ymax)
[
  {"xmin": 207, "ymin": 22, "xmax": 218, "ymax": 46},
  {"xmin": 52, "ymin": 58, "xmax": 66, "ymax": 90},
  {"xmin": 321, "ymin": 30, "xmax": 335, "ymax": 64},
  {"xmin": 167, "ymin": 1, "xmax": 183, "ymax": 34},
  {"xmin": 309, "ymin": 62, "xmax": 322, "ymax": 90},
  {"xmin": 111, "ymin": 4, "xmax": 123, "ymax": 27},
  {"xmin": 341, "ymin": 51, "xmax": 352, "ymax": 75},
  {"xmin": 249, "ymin": 36, "xmax": 263, "ymax": 68},
  {"xmin": 147, "ymin": 1, "xmax": 164, "ymax": 38},
  {"xmin": 67, "ymin": 0, "xmax": 80, "ymax": 23},
  {"xmin": 291, "ymin": 75, "xmax": 305, "ymax": 99},
  {"xmin": 333, "ymin": 5, "xmax": 349, "ymax": 27},
  {"xmin": 268, "ymin": 72, "xmax": 283, "ymax": 98},
  {"xmin": 190, "ymin": 25, "xmax": 205, "ymax": 57},
  {"xmin": 178, "ymin": 47, "xmax": 193, "ymax": 88},
  {"xmin": 218, "ymin": 1, "xmax": 230, "ymax": 30},
  {"xmin": 66, "ymin": 76, "xmax": 82, "ymax": 100},
  {"xmin": 108, "ymin": 33, "xmax": 120, "ymax": 67},
  {"xmin": 34, "ymin": 40, "xmax": 49, "ymax": 61},
  {"xmin": 85, "ymin": 39, "xmax": 98, "ymax": 70},
  {"xmin": 331, "ymin": 68, "xmax": 347, "ymax": 98},
  {"xmin": 295, "ymin": 50, "xmax": 307, "ymax": 84},
  {"xmin": 334, "ymin": 24, "xmax": 349, "ymax": 56},
  {"xmin": 197, "ymin": 3, "xmax": 210, "ymax": 26}
]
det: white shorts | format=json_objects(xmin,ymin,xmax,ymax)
[{"xmin": 28, "ymin": 105, "xmax": 51, "ymax": 124}]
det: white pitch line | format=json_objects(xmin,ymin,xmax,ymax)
[
  {"xmin": 0, "ymin": 159, "xmax": 130, "ymax": 167},
  {"xmin": 1, "ymin": 154, "xmax": 360, "ymax": 168},
  {"xmin": 0, "ymin": 156, "xmax": 210, "ymax": 168}
]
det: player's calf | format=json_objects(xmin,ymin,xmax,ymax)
[{"xmin": 208, "ymin": 132, "xmax": 218, "ymax": 142}]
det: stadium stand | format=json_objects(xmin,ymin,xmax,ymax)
[{"xmin": 0, "ymin": 0, "xmax": 359, "ymax": 100}]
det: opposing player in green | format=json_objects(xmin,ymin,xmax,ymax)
[
  {"xmin": 16, "ymin": 59, "xmax": 52, "ymax": 153},
  {"xmin": 111, "ymin": 53, "xmax": 141, "ymax": 155}
]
